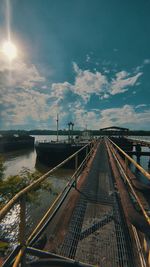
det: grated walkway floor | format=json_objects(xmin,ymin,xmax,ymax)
[{"xmin": 57, "ymin": 141, "xmax": 135, "ymax": 266}]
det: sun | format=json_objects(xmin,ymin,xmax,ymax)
[{"xmin": 2, "ymin": 40, "xmax": 17, "ymax": 61}]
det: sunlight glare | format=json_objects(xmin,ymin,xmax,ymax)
[{"xmin": 2, "ymin": 40, "xmax": 17, "ymax": 61}]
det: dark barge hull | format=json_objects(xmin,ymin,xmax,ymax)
[
  {"xmin": 35, "ymin": 142, "xmax": 89, "ymax": 168},
  {"xmin": 0, "ymin": 135, "xmax": 35, "ymax": 152},
  {"xmin": 110, "ymin": 137, "xmax": 133, "ymax": 152}
]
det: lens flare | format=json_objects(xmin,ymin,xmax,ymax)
[{"xmin": 2, "ymin": 41, "xmax": 17, "ymax": 61}]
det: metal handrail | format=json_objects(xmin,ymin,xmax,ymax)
[
  {"xmin": 106, "ymin": 140, "xmax": 150, "ymax": 225},
  {"xmin": 1, "ymin": 140, "xmax": 98, "ymax": 267},
  {"xmin": 107, "ymin": 137, "xmax": 150, "ymax": 181},
  {"xmin": 27, "ymin": 146, "xmax": 95, "ymax": 246},
  {"xmin": 125, "ymin": 137, "xmax": 150, "ymax": 147},
  {"xmin": 0, "ymin": 142, "xmax": 92, "ymax": 221}
]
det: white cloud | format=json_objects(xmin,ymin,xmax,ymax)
[
  {"xmin": 144, "ymin": 59, "xmax": 150, "ymax": 65},
  {"xmin": 0, "ymin": 56, "xmax": 53, "ymax": 127},
  {"xmin": 71, "ymin": 105, "xmax": 150, "ymax": 130},
  {"xmin": 135, "ymin": 104, "xmax": 147, "ymax": 109},
  {"xmin": 72, "ymin": 63, "xmax": 108, "ymax": 101},
  {"xmin": 110, "ymin": 71, "xmax": 142, "ymax": 95},
  {"xmin": 1, "ymin": 88, "xmax": 50, "ymax": 124},
  {"xmin": 0, "ymin": 60, "xmax": 45, "ymax": 89},
  {"xmin": 0, "ymin": 58, "xmax": 145, "ymax": 129},
  {"xmin": 51, "ymin": 63, "xmax": 142, "ymax": 103}
]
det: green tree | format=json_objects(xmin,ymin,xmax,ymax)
[{"xmin": 0, "ymin": 159, "xmax": 52, "ymax": 208}]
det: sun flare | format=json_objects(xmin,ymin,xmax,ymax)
[{"xmin": 2, "ymin": 40, "xmax": 17, "ymax": 60}]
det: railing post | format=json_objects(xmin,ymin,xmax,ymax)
[{"xmin": 19, "ymin": 195, "xmax": 26, "ymax": 266}]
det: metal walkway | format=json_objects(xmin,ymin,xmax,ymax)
[
  {"xmin": 55, "ymin": 141, "xmax": 134, "ymax": 266},
  {"xmin": 1, "ymin": 138, "xmax": 150, "ymax": 267}
]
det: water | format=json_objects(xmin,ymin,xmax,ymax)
[
  {"xmin": 129, "ymin": 136, "xmax": 150, "ymax": 172},
  {"xmin": 0, "ymin": 135, "xmax": 73, "ymax": 249},
  {"xmin": 3, "ymin": 135, "xmax": 68, "ymax": 177}
]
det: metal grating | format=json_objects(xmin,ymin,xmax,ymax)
[{"xmin": 57, "ymin": 141, "xmax": 135, "ymax": 266}]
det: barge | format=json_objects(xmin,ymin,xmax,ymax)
[
  {"xmin": 35, "ymin": 128, "xmax": 93, "ymax": 168},
  {"xmin": 0, "ymin": 134, "xmax": 35, "ymax": 152}
]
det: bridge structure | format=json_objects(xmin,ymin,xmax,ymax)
[
  {"xmin": 95, "ymin": 126, "xmax": 150, "ymax": 136},
  {"xmin": 99, "ymin": 126, "xmax": 129, "ymax": 136},
  {"xmin": 0, "ymin": 138, "xmax": 150, "ymax": 267}
]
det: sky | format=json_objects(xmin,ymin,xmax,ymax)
[{"xmin": 0, "ymin": 0, "xmax": 150, "ymax": 130}]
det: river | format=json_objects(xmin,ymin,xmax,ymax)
[
  {"xmin": 0, "ymin": 135, "xmax": 73, "ymax": 248},
  {"xmin": 130, "ymin": 136, "xmax": 150, "ymax": 173},
  {"xmin": 3, "ymin": 135, "xmax": 68, "ymax": 176},
  {"xmin": 2, "ymin": 135, "xmax": 150, "ymax": 177}
]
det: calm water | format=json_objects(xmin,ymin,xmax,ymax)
[
  {"xmin": 3, "ymin": 135, "xmax": 149, "ymax": 177},
  {"xmin": 0, "ymin": 135, "xmax": 73, "ymax": 247},
  {"xmin": 130, "ymin": 136, "xmax": 150, "ymax": 172},
  {"xmin": 3, "ymin": 135, "xmax": 68, "ymax": 177}
]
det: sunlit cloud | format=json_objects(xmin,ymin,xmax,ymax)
[
  {"xmin": 51, "ymin": 63, "xmax": 142, "ymax": 103},
  {"xmin": 70, "ymin": 105, "xmax": 150, "ymax": 130},
  {"xmin": 0, "ymin": 57, "xmax": 147, "ymax": 129},
  {"xmin": 110, "ymin": 71, "xmax": 142, "ymax": 95}
]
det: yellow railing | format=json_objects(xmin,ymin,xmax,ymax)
[
  {"xmin": 107, "ymin": 137, "xmax": 150, "ymax": 181},
  {"xmin": 106, "ymin": 137, "xmax": 150, "ymax": 225},
  {"xmin": 0, "ymin": 140, "xmax": 97, "ymax": 267}
]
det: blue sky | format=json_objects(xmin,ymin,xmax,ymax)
[{"xmin": 0, "ymin": 0, "xmax": 150, "ymax": 130}]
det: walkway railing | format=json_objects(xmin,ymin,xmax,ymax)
[
  {"xmin": 125, "ymin": 137, "xmax": 150, "ymax": 148},
  {"xmin": 0, "ymin": 140, "xmax": 97, "ymax": 267},
  {"xmin": 106, "ymin": 137, "xmax": 150, "ymax": 225}
]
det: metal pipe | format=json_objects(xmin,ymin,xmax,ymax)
[
  {"xmin": 126, "ymin": 138, "xmax": 150, "ymax": 148},
  {"xmin": 1, "ymin": 141, "xmax": 98, "ymax": 267},
  {"xmin": 131, "ymin": 226, "xmax": 147, "ymax": 267},
  {"xmin": 2, "ymin": 245, "xmax": 21, "ymax": 267},
  {"xmin": 27, "ymin": 258, "xmax": 94, "ymax": 267},
  {"xmin": 26, "ymin": 246, "xmax": 93, "ymax": 267},
  {"xmin": 107, "ymin": 140, "xmax": 150, "ymax": 225},
  {"xmin": 12, "ymin": 246, "xmax": 26, "ymax": 267},
  {"xmin": 108, "ymin": 138, "xmax": 150, "ymax": 181},
  {"xmin": 28, "ymin": 143, "xmax": 97, "ymax": 246}
]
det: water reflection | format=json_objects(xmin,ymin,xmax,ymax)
[
  {"xmin": 3, "ymin": 148, "xmax": 36, "ymax": 177},
  {"xmin": 0, "ymin": 136, "xmax": 74, "ymax": 251},
  {"xmin": 2, "ymin": 135, "xmax": 68, "ymax": 177},
  {"xmin": 0, "ymin": 204, "xmax": 20, "ymax": 247}
]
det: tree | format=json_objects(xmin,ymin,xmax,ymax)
[{"xmin": 0, "ymin": 159, "xmax": 52, "ymax": 208}]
